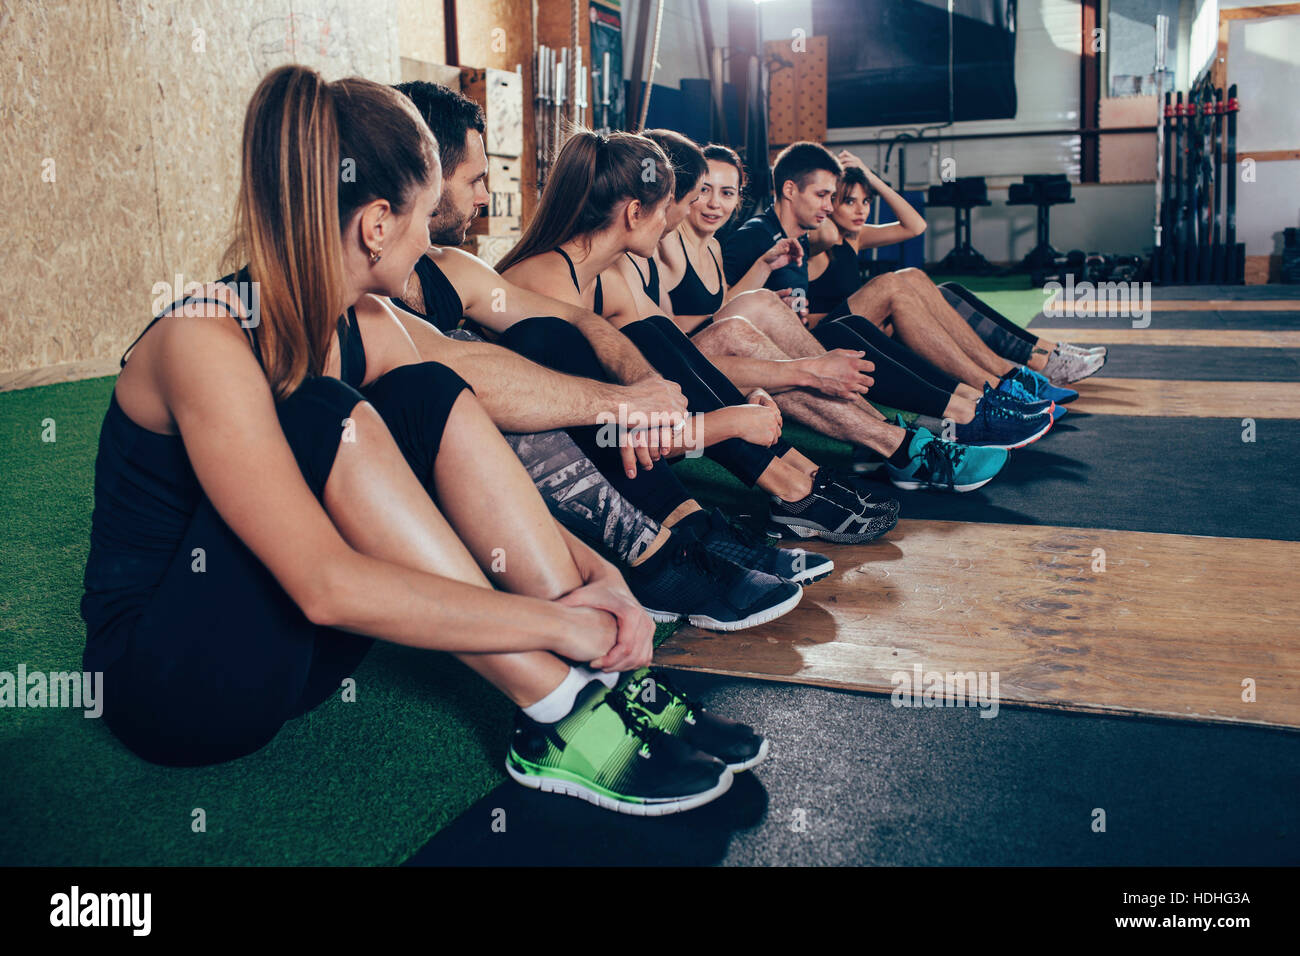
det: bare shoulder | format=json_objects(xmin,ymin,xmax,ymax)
[
  {"xmin": 599, "ymin": 265, "xmax": 648, "ymax": 320},
  {"xmin": 428, "ymin": 244, "xmax": 494, "ymax": 285},
  {"xmin": 504, "ymin": 250, "xmax": 581, "ymax": 306},
  {"xmin": 656, "ymin": 232, "xmax": 685, "ymax": 268},
  {"xmin": 500, "ymin": 250, "xmax": 552, "ymax": 285},
  {"xmin": 353, "ymin": 294, "xmax": 420, "ymax": 377},
  {"xmin": 611, "ymin": 252, "xmax": 642, "ymax": 287}
]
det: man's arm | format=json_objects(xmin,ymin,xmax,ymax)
[
  {"xmin": 368, "ymin": 296, "xmax": 662, "ymax": 433},
  {"xmin": 435, "ymin": 245, "xmax": 658, "ymax": 385}
]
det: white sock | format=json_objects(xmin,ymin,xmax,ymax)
[
  {"xmin": 522, "ymin": 667, "xmax": 590, "ymax": 724},
  {"xmin": 576, "ymin": 666, "xmax": 620, "ymax": 689}
]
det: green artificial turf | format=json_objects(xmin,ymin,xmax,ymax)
[
  {"xmin": 0, "ymin": 273, "xmax": 1036, "ymax": 865},
  {"xmin": 0, "ymin": 377, "xmax": 511, "ymax": 866},
  {"xmin": 940, "ymin": 273, "xmax": 1047, "ymax": 329}
]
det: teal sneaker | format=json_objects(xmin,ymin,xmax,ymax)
[
  {"xmin": 619, "ymin": 668, "xmax": 770, "ymax": 772},
  {"xmin": 506, "ymin": 680, "xmax": 732, "ymax": 815},
  {"xmin": 886, "ymin": 425, "xmax": 1008, "ymax": 493}
]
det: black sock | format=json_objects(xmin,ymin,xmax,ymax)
[
  {"xmin": 671, "ymin": 508, "xmax": 711, "ymax": 540},
  {"xmin": 887, "ymin": 429, "xmax": 916, "ymax": 466}
]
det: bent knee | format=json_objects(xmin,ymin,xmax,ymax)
[{"xmin": 705, "ymin": 315, "xmax": 764, "ymax": 352}]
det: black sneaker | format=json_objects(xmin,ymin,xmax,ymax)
[
  {"xmin": 624, "ymin": 534, "xmax": 803, "ymax": 631},
  {"xmin": 693, "ymin": 508, "xmax": 834, "ymax": 586},
  {"xmin": 619, "ymin": 668, "xmax": 769, "ymax": 772},
  {"xmin": 506, "ymin": 680, "xmax": 732, "ymax": 815},
  {"xmin": 768, "ymin": 473, "xmax": 898, "ymax": 544},
  {"xmin": 814, "ymin": 466, "xmax": 901, "ymax": 518}
]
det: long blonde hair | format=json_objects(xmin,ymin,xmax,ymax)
[{"xmin": 223, "ymin": 66, "xmax": 437, "ymax": 398}]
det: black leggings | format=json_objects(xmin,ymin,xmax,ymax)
[
  {"xmin": 939, "ymin": 282, "xmax": 1036, "ymax": 365},
  {"xmin": 812, "ymin": 313, "xmax": 959, "ymax": 418},
  {"xmin": 92, "ymin": 364, "xmax": 470, "ymax": 768},
  {"xmin": 619, "ymin": 314, "xmax": 792, "ymax": 487},
  {"xmin": 499, "ymin": 316, "xmax": 692, "ymax": 520}
]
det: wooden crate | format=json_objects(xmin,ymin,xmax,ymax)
[
  {"xmin": 488, "ymin": 156, "xmax": 522, "ymax": 193},
  {"xmin": 1099, "ymin": 95, "xmax": 1158, "ymax": 184},
  {"xmin": 489, "ymin": 191, "xmax": 523, "ymax": 218},
  {"xmin": 399, "ymin": 57, "xmax": 462, "ymax": 88},
  {"xmin": 460, "ymin": 67, "xmax": 524, "ymax": 158}
]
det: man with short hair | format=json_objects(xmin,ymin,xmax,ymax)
[{"xmin": 722, "ymin": 141, "xmax": 1085, "ymax": 409}]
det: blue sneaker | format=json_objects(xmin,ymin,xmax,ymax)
[
  {"xmin": 1002, "ymin": 367, "xmax": 1078, "ymax": 405},
  {"xmin": 981, "ymin": 384, "xmax": 1066, "ymax": 421},
  {"xmin": 886, "ymin": 426, "xmax": 1008, "ymax": 493},
  {"xmin": 955, "ymin": 394, "xmax": 1055, "ymax": 449},
  {"xmin": 983, "ymin": 381, "xmax": 1052, "ymax": 415}
]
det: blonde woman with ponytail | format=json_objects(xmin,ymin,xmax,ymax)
[{"xmin": 80, "ymin": 66, "xmax": 749, "ymax": 815}]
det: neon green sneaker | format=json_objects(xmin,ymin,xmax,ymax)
[
  {"xmin": 506, "ymin": 680, "xmax": 732, "ymax": 816},
  {"xmin": 619, "ymin": 668, "xmax": 770, "ymax": 772}
]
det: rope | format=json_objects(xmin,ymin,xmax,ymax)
[{"xmin": 637, "ymin": 0, "xmax": 664, "ymax": 132}]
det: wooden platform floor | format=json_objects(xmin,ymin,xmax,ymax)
[
  {"xmin": 1067, "ymin": 377, "xmax": 1300, "ymax": 418},
  {"xmin": 1048, "ymin": 299, "xmax": 1300, "ymax": 313},
  {"xmin": 657, "ymin": 520, "xmax": 1300, "ymax": 730},
  {"xmin": 1035, "ymin": 329, "xmax": 1300, "ymax": 348}
]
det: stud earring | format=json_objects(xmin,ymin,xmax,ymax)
[{"xmin": 369, "ymin": 246, "xmax": 383, "ymax": 264}]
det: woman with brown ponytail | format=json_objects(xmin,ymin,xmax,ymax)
[
  {"xmin": 79, "ymin": 65, "xmax": 761, "ymax": 816},
  {"xmin": 498, "ymin": 130, "xmax": 900, "ymax": 544}
]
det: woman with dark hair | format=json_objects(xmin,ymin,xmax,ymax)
[
  {"xmin": 79, "ymin": 65, "xmax": 761, "ymax": 816},
  {"xmin": 499, "ymin": 130, "xmax": 912, "ymax": 536}
]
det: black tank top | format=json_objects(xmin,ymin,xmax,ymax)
[
  {"xmin": 668, "ymin": 232, "xmax": 724, "ymax": 317},
  {"xmin": 555, "ymin": 247, "xmax": 603, "ymax": 315},
  {"xmin": 808, "ymin": 240, "xmax": 861, "ymax": 313},
  {"xmin": 624, "ymin": 253, "xmax": 660, "ymax": 305},
  {"xmin": 81, "ymin": 271, "xmax": 364, "ymax": 671},
  {"xmin": 393, "ymin": 254, "xmax": 466, "ymax": 334}
]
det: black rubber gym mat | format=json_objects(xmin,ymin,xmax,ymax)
[
  {"xmin": 1094, "ymin": 345, "xmax": 1300, "ymax": 381},
  {"xmin": 405, "ymin": 672, "xmax": 1300, "ymax": 866},
  {"xmin": 864, "ymin": 414, "xmax": 1300, "ymax": 540},
  {"xmin": 1149, "ymin": 285, "xmax": 1300, "ymax": 300},
  {"xmin": 1030, "ymin": 310, "xmax": 1300, "ymax": 330}
]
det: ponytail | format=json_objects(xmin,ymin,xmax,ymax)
[
  {"xmin": 223, "ymin": 65, "xmax": 437, "ymax": 399},
  {"xmin": 496, "ymin": 130, "xmax": 674, "ymax": 274}
]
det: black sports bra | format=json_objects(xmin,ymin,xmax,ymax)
[
  {"xmin": 807, "ymin": 240, "xmax": 861, "ymax": 314},
  {"xmin": 624, "ymin": 253, "xmax": 660, "ymax": 305},
  {"xmin": 393, "ymin": 255, "xmax": 467, "ymax": 335},
  {"xmin": 555, "ymin": 246, "xmax": 603, "ymax": 315},
  {"xmin": 667, "ymin": 232, "xmax": 724, "ymax": 317}
]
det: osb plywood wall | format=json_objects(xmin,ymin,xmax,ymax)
[{"xmin": 0, "ymin": 0, "xmax": 406, "ymax": 378}]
